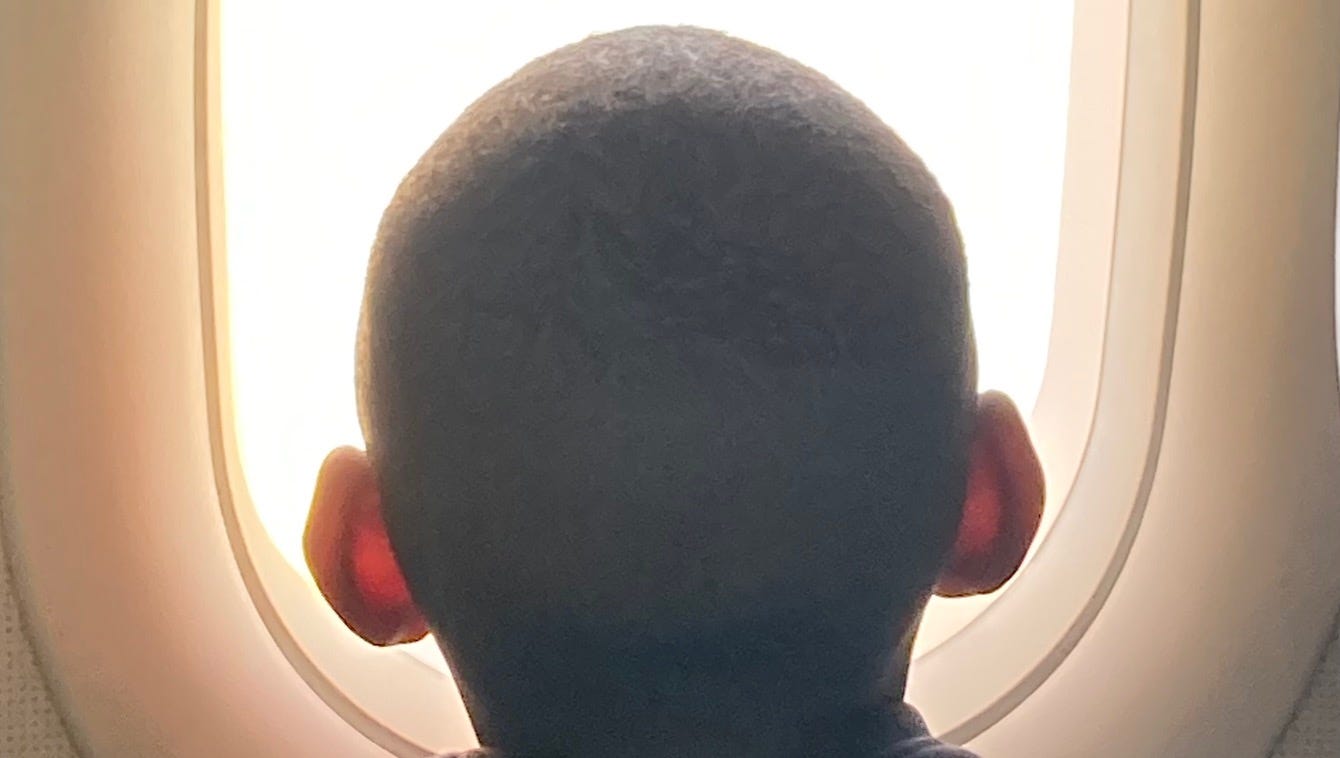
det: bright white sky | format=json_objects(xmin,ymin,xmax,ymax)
[{"xmin": 221, "ymin": 1, "xmax": 1074, "ymax": 668}]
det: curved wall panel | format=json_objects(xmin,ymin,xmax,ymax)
[{"xmin": 2, "ymin": 1, "xmax": 1339, "ymax": 757}]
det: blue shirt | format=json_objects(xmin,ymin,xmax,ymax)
[{"xmin": 436, "ymin": 702, "xmax": 978, "ymax": 757}]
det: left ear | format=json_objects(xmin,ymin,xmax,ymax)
[{"xmin": 304, "ymin": 446, "xmax": 429, "ymax": 646}]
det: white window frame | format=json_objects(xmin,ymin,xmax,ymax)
[{"xmin": 2, "ymin": 1, "xmax": 1338, "ymax": 756}]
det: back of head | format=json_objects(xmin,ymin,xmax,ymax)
[{"xmin": 358, "ymin": 25, "xmax": 975, "ymax": 660}]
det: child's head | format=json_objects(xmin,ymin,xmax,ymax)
[{"xmin": 305, "ymin": 23, "xmax": 1042, "ymax": 748}]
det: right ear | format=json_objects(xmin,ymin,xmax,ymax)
[
  {"xmin": 934, "ymin": 392, "xmax": 1046, "ymax": 598},
  {"xmin": 304, "ymin": 446, "xmax": 429, "ymax": 646}
]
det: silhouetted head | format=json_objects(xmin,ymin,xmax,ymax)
[{"xmin": 305, "ymin": 24, "xmax": 1042, "ymax": 755}]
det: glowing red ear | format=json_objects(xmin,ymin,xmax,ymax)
[
  {"xmin": 306, "ymin": 447, "xmax": 429, "ymax": 647},
  {"xmin": 934, "ymin": 392, "xmax": 1044, "ymax": 598},
  {"xmin": 949, "ymin": 436, "xmax": 1006, "ymax": 566},
  {"xmin": 934, "ymin": 433, "xmax": 1008, "ymax": 597},
  {"xmin": 350, "ymin": 511, "xmax": 417, "ymax": 615}
]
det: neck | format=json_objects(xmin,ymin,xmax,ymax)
[{"xmin": 443, "ymin": 616, "xmax": 920, "ymax": 758}]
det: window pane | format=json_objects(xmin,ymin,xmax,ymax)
[{"xmin": 221, "ymin": 1, "xmax": 1073, "ymax": 667}]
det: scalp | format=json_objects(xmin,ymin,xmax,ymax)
[{"xmin": 357, "ymin": 26, "xmax": 975, "ymax": 640}]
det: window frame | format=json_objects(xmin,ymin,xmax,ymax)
[{"xmin": 201, "ymin": 0, "xmax": 1127, "ymax": 750}]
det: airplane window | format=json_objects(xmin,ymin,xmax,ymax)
[{"xmin": 220, "ymin": 1, "xmax": 1074, "ymax": 672}]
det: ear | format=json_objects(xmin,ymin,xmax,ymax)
[
  {"xmin": 934, "ymin": 391, "xmax": 1045, "ymax": 598},
  {"xmin": 304, "ymin": 446, "xmax": 429, "ymax": 646}
]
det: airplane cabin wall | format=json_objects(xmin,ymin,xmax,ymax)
[
  {"xmin": 1, "ymin": 534, "xmax": 80, "ymax": 756},
  {"xmin": 1272, "ymin": 617, "xmax": 1340, "ymax": 756}
]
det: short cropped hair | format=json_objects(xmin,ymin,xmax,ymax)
[{"xmin": 358, "ymin": 26, "xmax": 976, "ymax": 648}]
